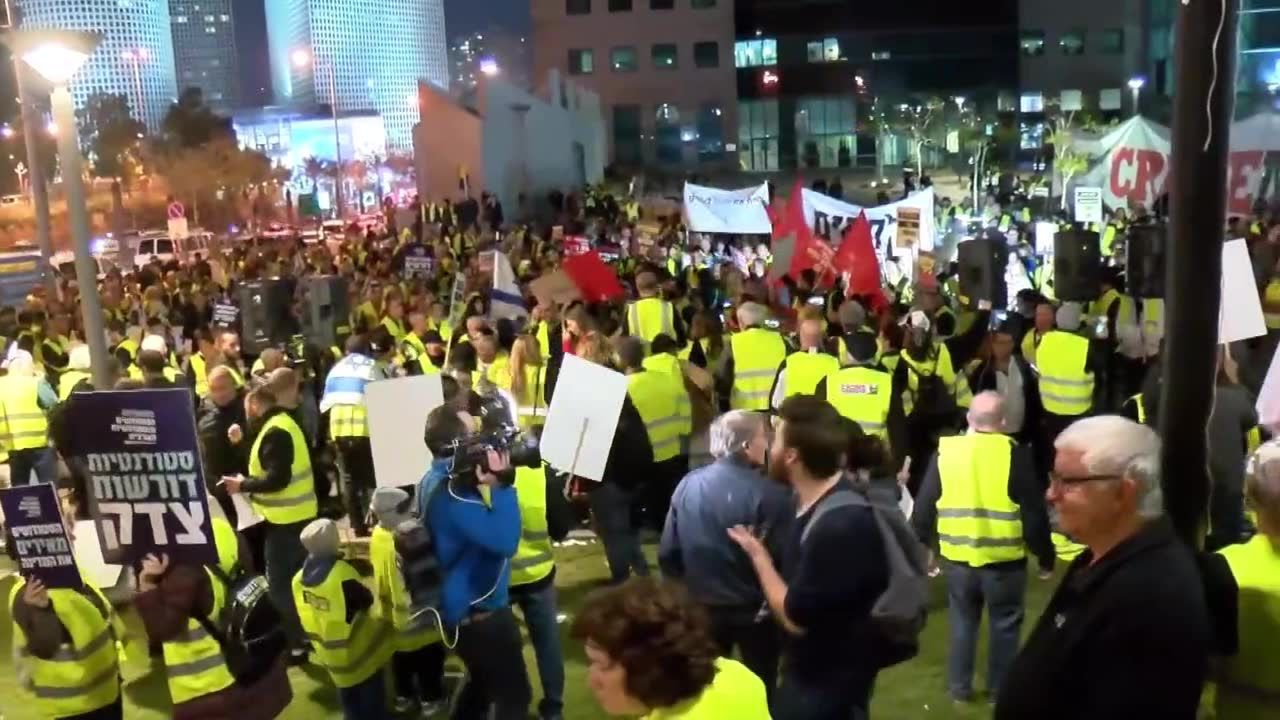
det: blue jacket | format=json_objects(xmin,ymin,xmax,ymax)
[{"xmin": 418, "ymin": 458, "xmax": 521, "ymax": 628}]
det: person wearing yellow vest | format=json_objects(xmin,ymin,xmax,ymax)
[
  {"xmin": 509, "ymin": 462, "xmax": 570, "ymax": 720},
  {"xmin": 1019, "ymin": 301, "xmax": 1056, "ymax": 366},
  {"xmin": 222, "ymin": 385, "xmax": 317, "ymax": 666},
  {"xmin": 58, "ymin": 345, "xmax": 94, "ymax": 401},
  {"xmin": 214, "ymin": 329, "xmax": 248, "ymax": 389},
  {"xmin": 893, "ymin": 311, "xmax": 975, "ymax": 491},
  {"xmin": 625, "ymin": 271, "xmax": 683, "ymax": 347},
  {"xmin": 476, "ymin": 330, "xmax": 513, "ymax": 392},
  {"xmin": 911, "ymin": 391, "xmax": 1055, "ymax": 703},
  {"xmin": 1202, "ymin": 440, "xmax": 1280, "ymax": 720},
  {"xmin": 367, "ymin": 488, "xmax": 446, "ymax": 716},
  {"xmin": 380, "ymin": 296, "xmax": 408, "ymax": 345},
  {"xmin": 0, "ymin": 349, "xmax": 58, "ymax": 485},
  {"xmin": 918, "ymin": 287, "xmax": 957, "ymax": 340},
  {"xmin": 398, "ymin": 308, "xmax": 432, "ymax": 374},
  {"xmin": 620, "ymin": 336, "xmax": 692, "ymax": 526},
  {"xmin": 1263, "ymin": 275, "xmax": 1280, "ymax": 332},
  {"xmin": 717, "ymin": 303, "xmax": 789, "ymax": 412},
  {"xmin": 292, "ymin": 518, "xmax": 394, "ymax": 718},
  {"xmin": 1036, "ymin": 303, "xmax": 1098, "ymax": 459},
  {"xmin": 509, "ymin": 334, "xmax": 548, "ymax": 428},
  {"xmin": 41, "ymin": 312, "xmax": 73, "ymax": 389},
  {"xmin": 815, "ymin": 331, "xmax": 906, "ymax": 459},
  {"xmin": 770, "ymin": 316, "xmax": 840, "ymax": 410},
  {"xmin": 183, "ymin": 328, "xmax": 220, "ymax": 399}
]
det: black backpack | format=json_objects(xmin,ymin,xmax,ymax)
[
  {"xmin": 194, "ymin": 564, "xmax": 287, "ymax": 684},
  {"xmin": 905, "ymin": 357, "xmax": 956, "ymax": 420}
]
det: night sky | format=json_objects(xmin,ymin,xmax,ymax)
[{"xmin": 444, "ymin": 0, "xmax": 529, "ymax": 37}]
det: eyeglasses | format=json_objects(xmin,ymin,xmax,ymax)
[{"xmin": 1049, "ymin": 472, "xmax": 1119, "ymax": 488}]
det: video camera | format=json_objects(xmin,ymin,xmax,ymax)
[{"xmin": 445, "ymin": 382, "xmax": 541, "ymax": 482}]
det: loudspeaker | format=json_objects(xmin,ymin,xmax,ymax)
[
  {"xmin": 1125, "ymin": 223, "xmax": 1166, "ymax": 299},
  {"xmin": 1053, "ymin": 230, "xmax": 1101, "ymax": 302},
  {"xmin": 237, "ymin": 279, "xmax": 293, "ymax": 355},
  {"xmin": 957, "ymin": 236, "xmax": 1009, "ymax": 310},
  {"xmin": 301, "ymin": 275, "xmax": 351, "ymax": 350}
]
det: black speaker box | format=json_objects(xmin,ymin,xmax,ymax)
[
  {"xmin": 957, "ymin": 236, "xmax": 1009, "ymax": 310},
  {"xmin": 237, "ymin": 279, "xmax": 293, "ymax": 355},
  {"xmin": 1053, "ymin": 230, "xmax": 1101, "ymax": 302},
  {"xmin": 1125, "ymin": 223, "xmax": 1166, "ymax": 299},
  {"xmin": 301, "ymin": 275, "xmax": 351, "ymax": 350}
]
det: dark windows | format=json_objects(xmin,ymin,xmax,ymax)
[
  {"xmin": 567, "ymin": 0, "xmax": 591, "ymax": 14},
  {"xmin": 694, "ymin": 41, "xmax": 719, "ymax": 68},
  {"xmin": 652, "ymin": 43, "xmax": 678, "ymax": 69},
  {"xmin": 613, "ymin": 105, "xmax": 642, "ymax": 164},
  {"xmin": 568, "ymin": 49, "xmax": 594, "ymax": 75},
  {"xmin": 611, "ymin": 46, "xmax": 638, "ymax": 72}
]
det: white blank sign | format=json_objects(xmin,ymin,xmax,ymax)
[
  {"xmin": 540, "ymin": 354, "xmax": 628, "ymax": 482},
  {"xmin": 367, "ymin": 374, "xmax": 445, "ymax": 489},
  {"xmin": 1219, "ymin": 238, "xmax": 1266, "ymax": 345}
]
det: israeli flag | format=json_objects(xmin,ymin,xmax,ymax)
[{"xmin": 491, "ymin": 251, "xmax": 528, "ymax": 322}]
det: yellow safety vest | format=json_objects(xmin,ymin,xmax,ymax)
[
  {"xmin": 641, "ymin": 658, "xmax": 771, "ymax": 720},
  {"xmin": 189, "ymin": 354, "xmax": 212, "ymax": 398},
  {"xmin": 381, "ymin": 316, "xmax": 407, "ymax": 344},
  {"xmin": 1214, "ymin": 534, "xmax": 1280, "ymax": 719},
  {"xmin": 42, "ymin": 336, "xmax": 70, "ymax": 375},
  {"xmin": 729, "ymin": 328, "xmax": 788, "ymax": 411},
  {"xmin": 1088, "ymin": 287, "xmax": 1121, "ymax": 325},
  {"xmin": 900, "ymin": 343, "xmax": 971, "ymax": 415},
  {"xmin": 1264, "ymin": 280, "xmax": 1280, "ymax": 330},
  {"xmin": 534, "ymin": 322, "xmax": 551, "ymax": 358},
  {"xmin": 58, "ymin": 371, "xmax": 93, "ymax": 401},
  {"xmin": 1021, "ymin": 330, "xmax": 1047, "ymax": 365},
  {"xmin": 292, "ymin": 558, "xmax": 394, "ymax": 688},
  {"xmin": 514, "ymin": 365, "xmax": 548, "ymax": 429},
  {"xmin": 248, "ymin": 412, "xmax": 317, "ymax": 525},
  {"xmin": 130, "ymin": 366, "xmax": 180, "ymax": 383},
  {"xmin": 161, "ymin": 517, "xmax": 239, "ymax": 705},
  {"xmin": 825, "ymin": 366, "xmax": 893, "ymax": 440},
  {"xmin": 400, "ymin": 332, "xmax": 427, "ymax": 366},
  {"xmin": 1037, "ymin": 331, "xmax": 1094, "ymax": 416},
  {"xmin": 10, "ymin": 576, "xmax": 121, "ymax": 717},
  {"xmin": 626, "ymin": 297, "xmax": 676, "ymax": 345},
  {"xmin": 0, "ymin": 375, "xmax": 49, "ymax": 450},
  {"xmin": 330, "ymin": 403, "xmax": 369, "ymax": 439},
  {"xmin": 641, "ymin": 352, "xmax": 691, "ymax": 430},
  {"xmin": 225, "ymin": 365, "xmax": 245, "ymax": 389},
  {"xmin": 482, "ymin": 352, "xmax": 513, "ymax": 392},
  {"xmin": 1129, "ymin": 393, "xmax": 1147, "ymax": 424},
  {"xmin": 116, "ymin": 337, "xmax": 139, "ymax": 363},
  {"xmin": 511, "ymin": 465, "xmax": 556, "ymax": 587},
  {"xmin": 936, "ymin": 433, "xmax": 1024, "ymax": 566},
  {"xmin": 628, "ymin": 370, "xmax": 689, "ymax": 462},
  {"xmin": 781, "ymin": 350, "xmax": 839, "ymax": 399},
  {"xmin": 370, "ymin": 525, "xmax": 440, "ymax": 652}
]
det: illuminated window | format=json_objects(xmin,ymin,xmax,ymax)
[
  {"xmin": 568, "ymin": 48, "xmax": 594, "ymax": 75},
  {"xmin": 697, "ymin": 104, "xmax": 724, "ymax": 160},
  {"xmin": 613, "ymin": 105, "xmax": 642, "ymax": 164},
  {"xmin": 1019, "ymin": 92, "xmax": 1044, "ymax": 113},
  {"xmin": 1019, "ymin": 121, "xmax": 1045, "ymax": 150},
  {"xmin": 652, "ymin": 43, "xmax": 678, "ymax": 70},
  {"xmin": 871, "ymin": 50, "xmax": 891, "ymax": 60},
  {"xmin": 807, "ymin": 38, "xmax": 840, "ymax": 63},
  {"xmin": 739, "ymin": 99, "xmax": 780, "ymax": 171},
  {"xmin": 1020, "ymin": 30, "xmax": 1045, "ymax": 56},
  {"xmin": 611, "ymin": 46, "xmax": 637, "ymax": 72},
  {"xmin": 655, "ymin": 103, "xmax": 681, "ymax": 163},
  {"xmin": 1099, "ymin": 89, "xmax": 1123, "ymax": 111},
  {"xmin": 734, "ymin": 38, "xmax": 776, "ymax": 68},
  {"xmin": 1060, "ymin": 29, "xmax": 1086, "ymax": 56}
]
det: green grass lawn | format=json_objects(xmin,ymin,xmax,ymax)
[{"xmin": 0, "ymin": 542, "xmax": 1060, "ymax": 720}]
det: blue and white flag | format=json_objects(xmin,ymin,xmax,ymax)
[
  {"xmin": 491, "ymin": 251, "xmax": 527, "ymax": 322},
  {"xmin": 320, "ymin": 353, "xmax": 378, "ymax": 413}
]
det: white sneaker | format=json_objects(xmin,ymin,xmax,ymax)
[{"xmin": 420, "ymin": 700, "xmax": 446, "ymax": 717}]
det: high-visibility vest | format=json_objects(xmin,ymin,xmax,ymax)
[
  {"xmin": 641, "ymin": 352, "xmax": 691, "ymax": 428},
  {"xmin": 482, "ymin": 352, "xmax": 513, "ymax": 392},
  {"xmin": 511, "ymin": 465, "xmax": 556, "ymax": 587},
  {"xmin": 1037, "ymin": 331, "xmax": 1094, "ymax": 416},
  {"xmin": 116, "ymin": 337, "xmax": 139, "ymax": 363},
  {"xmin": 936, "ymin": 433, "xmax": 1024, "ymax": 566},
  {"xmin": 1214, "ymin": 534, "xmax": 1280, "ymax": 719},
  {"xmin": 370, "ymin": 525, "xmax": 440, "ymax": 653},
  {"xmin": 1129, "ymin": 393, "xmax": 1147, "ymax": 424},
  {"xmin": 400, "ymin": 332, "xmax": 426, "ymax": 367},
  {"xmin": 934, "ymin": 306, "xmax": 956, "ymax": 340},
  {"xmin": 729, "ymin": 328, "xmax": 787, "ymax": 411},
  {"xmin": 1088, "ymin": 287, "xmax": 1121, "ymax": 325},
  {"xmin": 161, "ymin": 517, "xmax": 239, "ymax": 705},
  {"xmin": 1264, "ymin": 280, "xmax": 1280, "ymax": 330},
  {"xmin": 189, "ymin": 354, "xmax": 211, "ymax": 398},
  {"xmin": 825, "ymin": 366, "xmax": 893, "ymax": 440},
  {"xmin": 130, "ymin": 366, "xmax": 180, "ymax": 383},
  {"xmin": 514, "ymin": 364, "xmax": 548, "ymax": 429},
  {"xmin": 42, "ymin": 335, "xmax": 70, "ymax": 375},
  {"xmin": 0, "ymin": 375, "xmax": 49, "ymax": 450},
  {"xmin": 781, "ymin": 350, "xmax": 839, "ymax": 399},
  {"xmin": 381, "ymin": 316, "xmax": 406, "ymax": 344},
  {"xmin": 58, "ymin": 370, "xmax": 92, "ymax": 401},
  {"xmin": 1021, "ymin": 330, "xmax": 1047, "ymax": 365},
  {"xmin": 626, "ymin": 297, "xmax": 676, "ymax": 345},
  {"xmin": 10, "ymin": 575, "xmax": 121, "ymax": 717},
  {"xmin": 534, "ymin": 322, "xmax": 551, "ymax": 358},
  {"xmin": 329, "ymin": 403, "xmax": 369, "ymax": 439},
  {"xmin": 1101, "ymin": 224, "xmax": 1119, "ymax": 256},
  {"xmin": 627, "ymin": 370, "xmax": 688, "ymax": 462},
  {"xmin": 900, "ymin": 343, "xmax": 971, "ymax": 415},
  {"xmin": 224, "ymin": 365, "xmax": 246, "ymax": 388},
  {"xmin": 292, "ymin": 558, "xmax": 394, "ymax": 688},
  {"xmin": 248, "ymin": 412, "xmax": 317, "ymax": 525}
]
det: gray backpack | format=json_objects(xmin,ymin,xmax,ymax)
[{"xmin": 801, "ymin": 484, "xmax": 930, "ymax": 668}]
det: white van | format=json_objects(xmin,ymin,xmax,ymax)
[{"xmin": 134, "ymin": 234, "xmax": 177, "ymax": 268}]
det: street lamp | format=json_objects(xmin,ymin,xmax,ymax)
[
  {"xmin": 479, "ymin": 57, "xmax": 500, "ymax": 76},
  {"xmin": 8, "ymin": 29, "xmax": 113, "ymax": 389},
  {"xmin": 1128, "ymin": 76, "xmax": 1146, "ymax": 117},
  {"xmin": 954, "ymin": 95, "xmax": 967, "ymax": 113},
  {"xmin": 292, "ymin": 49, "xmax": 345, "ymax": 219},
  {"xmin": 121, "ymin": 48, "xmax": 150, "ymax": 128}
]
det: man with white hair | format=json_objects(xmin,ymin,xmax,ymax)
[
  {"xmin": 0, "ymin": 348, "xmax": 58, "ymax": 485},
  {"xmin": 659, "ymin": 410, "xmax": 791, "ymax": 692},
  {"xmin": 1201, "ymin": 439, "xmax": 1280, "ymax": 719},
  {"xmin": 715, "ymin": 302, "xmax": 789, "ymax": 412},
  {"xmin": 912, "ymin": 391, "xmax": 1053, "ymax": 704},
  {"xmin": 995, "ymin": 415, "xmax": 1211, "ymax": 718}
]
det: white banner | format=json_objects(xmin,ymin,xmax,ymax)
[
  {"xmin": 801, "ymin": 188, "xmax": 936, "ymax": 253},
  {"xmin": 683, "ymin": 182, "xmax": 772, "ymax": 234},
  {"xmin": 367, "ymin": 375, "xmax": 445, "ymax": 488}
]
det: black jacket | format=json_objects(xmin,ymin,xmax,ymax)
[
  {"xmin": 597, "ymin": 395, "xmax": 653, "ymax": 490},
  {"xmin": 197, "ymin": 391, "xmax": 248, "ymax": 482},
  {"xmin": 967, "ymin": 354, "xmax": 1042, "ymax": 444},
  {"xmin": 239, "ymin": 407, "xmax": 298, "ymax": 496},
  {"xmin": 995, "ymin": 519, "xmax": 1211, "ymax": 720}
]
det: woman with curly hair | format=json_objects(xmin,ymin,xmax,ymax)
[{"xmin": 572, "ymin": 578, "xmax": 771, "ymax": 719}]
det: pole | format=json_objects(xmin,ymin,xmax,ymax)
[
  {"xmin": 131, "ymin": 58, "xmax": 146, "ymax": 129},
  {"xmin": 1158, "ymin": 0, "xmax": 1238, "ymax": 548},
  {"xmin": 13, "ymin": 58, "xmax": 55, "ymax": 295},
  {"xmin": 50, "ymin": 85, "xmax": 112, "ymax": 389},
  {"xmin": 328, "ymin": 63, "xmax": 343, "ymax": 219}
]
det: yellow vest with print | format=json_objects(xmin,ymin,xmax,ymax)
[
  {"xmin": 826, "ymin": 366, "xmax": 893, "ymax": 440},
  {"xmin": 9, "ymin": 576, "xmax": 121, "ymax": 717},
  {"xmin": 641, "ymin": 658, "xmax": 771, "ymax": 720},
  {"xmin": 1037, "ymin": 331, "xmax": 1094, "ymax": 416},
  {"xmin": 627, "ymin": 297, "xmax": 676, "ymax": 345},
  {"xmin": 161, "ymin": 517, "xmax": 239, "ymax": 705},
  {"xmin": 248, "ymin": 412, "xmax": 317, "ymax": 525},
  {"xmin": 1214, "ymin": 534, "xmax": 1280, "ymax": 720},
  {"xmin": 782, "ymin": 350, "xmax": 839, "ymax": 399},
  {"xmin": 292, "ymin": 558, "xmax": 394, "ymax": 688},
  {"xmin": 329, "ymin": 402, "xmax": 369, "ymax": 439},
  {"xmin": 937, "ymin": 433, "xmax": 1024, "ymax": 566},
  {"xmin": 1, "ymin": 375, "xmax": 49, "ymax": 450},
  {"xmin": 628, "ymin": 370, "xmax": 688, "ymax": 462},
  {"xmin": 511, "ymin": 465, "xmax": 556, "ymax": 587},
  {"xmin": 59, "ymin": 371, "xmax": 93, "ymax": 401},
  {"xmin": 729, "ymin": 328, "xmax": 787, "ymax": 411},
  {"xmin": 370, "ymin": 525, "xmax": 441, "ymax": 653}
]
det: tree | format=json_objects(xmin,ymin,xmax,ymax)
[
  {"xmin": 149, "ymin": 138, "xmax": 272, "ymax": 224},
  {"xmin": 1044, "ymin": 102, "xmax": 1104, "ymax": 209},
  {"xmin": 77, "ymin": 93, "xmax": 146, "ymax": 180},
  {"xmin": 159, "ymin": 87, "xmax": 234, "ymax": 150},
  {"xmin": 885, "ymin": 97, "xmax": 945, "ymax": 178}
]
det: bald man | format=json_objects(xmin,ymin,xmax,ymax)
[{"xmin": 198, "ymin": 365, "xmax": 249, "ymax": 525}]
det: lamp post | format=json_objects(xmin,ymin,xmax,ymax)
[
  {"xmin": 11, "ymin": 57, "xmax": 55, "ymax": 294},
  {"xmin": 292, "ymin": 49, "xmax": 344, "ymax": 219},
  {"xmin": 121, "ymin": 48, "xmax": 149, "ymax": 128},
  {"xmin": 10, "ymin": 30, "xmax": 113, "ymax": 389},
  {"xmin": 1127, "ymin": 76, "xmax": 1145, "ymax": 117}
]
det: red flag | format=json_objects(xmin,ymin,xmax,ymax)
[
  {"xmin": 562, "ymin": 250, "xmax": 624, "ymax": 303},
  {"xmin": 834, "ymin": 211, "xmax": 888, "ymax": 311},
  {"xmin": 769, "ymin": 179, "xmax": 838, "ymax": 284}
]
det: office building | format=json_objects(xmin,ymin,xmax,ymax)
[
  {"xmin": 531, "ymin": 0, "xmax": 739, "ymax": 168},
  {"xmin": 16, "ymin": 0, "xmax": 179, "ymax": 131},
  {"xmin": 450, "ymin": 29, "xmax": 532, "ymax": 94},
  {"xmin": 1018, "ymin": 0, "xmax": 1145, "ymax": 117},
  {"xmin": 265, "ymin": 0, "xmax": 449, "ymax": 151},
  {"xmin": 168, "ymin": 0, "xmax": 240, "ymax": 112}
]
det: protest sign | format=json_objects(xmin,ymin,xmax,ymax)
[
  {"xmin": 73, "ymin": 520, "xmax": 123, "ymax": 589},
  {"xmin": 367, "ymin": 375, "xmax": 445, "ymax": 488},
  {"xmin": 1220, "ymin": 238, "xmax": 1267, "ymax": 345},
  {"xmin": 683, "ymin": 182, "xmax": 772, "ymax": 234},
  {"xmin": 540, "ymin": 354, "xmax": 628, "ymax": 482},
  {"xmin": 230, "ymin": 494, "xmax": 264, "ymax": 531},
  {"xmin": 564, "ymin": 236, "xmax": 591, "ymax": 257},
  {"xmin": 801, "ymin": 188, "xmax": 936, "ymax": 253},
  {"xmin": 69, "ymin": 388, "xmax": 217, "ymax": 565},
  {"xmin": 1073, "ymin": 187, "xmax": 1103, "ymax": 224},
  {"xmin": 896, "ymin": 206, "xmax": 921, "ymax": 248},
  {"xmin": 403, "ymin": 248, "xmax": 434, "ymax": 279},
  {"xmin": 530, "ymin": 269, "xmax": 583, "ymax": 306},
  {"xmin": 212, "ymin": 302, "xmax": 239, "ymax": 328},
  {"xmin": 0, "ymin": 484, "xmax": 81, "ymax": 589}
]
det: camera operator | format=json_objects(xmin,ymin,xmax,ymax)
[{"xmin": 417, "ymin": 405, "xmax": 531, "ymax": 720}]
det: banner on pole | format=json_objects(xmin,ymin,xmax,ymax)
[
  {"xmin": 896, "ymin": 207, "xmax": 921, "ymax": 248},
  {"xmin": 1073, "ymin": 187, "xmax": 1103, "ymax": 224},
  {"xmin": 683, "ymin": 182, "xmax": 772, "ymax": 234},
  {"xmin": 0, "ymin": 483, "xmax": 81, "ymax": 589}
]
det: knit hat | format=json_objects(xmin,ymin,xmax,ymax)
[
  {"xmin": 369, "ymin": 487, "xmax": 411, "ymax": 530},
  {"xmin": 299, "ymin": 519, "xmax": 340, "ymax": 556},
  {"xmin": 1056, "ymin": 302, "xmax": 1083, "ymax": 331}
]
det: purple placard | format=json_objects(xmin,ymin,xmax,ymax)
[
  {"xmin": 0, "ymin": 484, "xmax": 82, "ymax": 589},
  {"xmin": 67, "ymin": 388, "xmax": 217, "ymax": 566}
]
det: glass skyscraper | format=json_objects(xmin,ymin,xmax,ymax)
[
  {"xmin": 265, "ymin": 0, "xmax": 449, "ymax": 150},
  {"xmin": 168, "ymin": 0, "xmax": 240, "ymax": 112},
  {"xmin": 16, "ymin": 0, "xmax": 179, "ymax": 131}
]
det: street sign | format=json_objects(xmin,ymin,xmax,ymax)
[
  {"xmin": 167, "ymin": 200, "xmax": 185, "ymax": 220},
  {"xmin": 1073, "ymin": 187, "xmax": 1103, "ymax": 224},
  {"xmin": 167, "ymin": 216, "xmax": 190, "ymax": 240},
  {"xmin": 896, "ymin": 206, "xmax": 921, "ymax": 248}
]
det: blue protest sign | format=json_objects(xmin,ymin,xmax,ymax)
[
  {"xmin": 0, "ymin": 483, "xmax": 81, "ymax": 589},
  {"xmin": 68, "ymin": 388, "xmax": 217, "ymax": 566}
]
